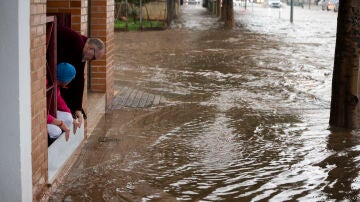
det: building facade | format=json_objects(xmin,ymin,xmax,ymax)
[{"xmin": 0, "ymin": 0, "xmax": 114, "ymax": 201}]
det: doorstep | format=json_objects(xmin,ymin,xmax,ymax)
[
  {"xmin": 87, "ymin": 92, "xmax": 106, "ymax": 137},
  {"xmin": 47, "ymin": 92, "xmax": 105, "ymax": 184},
  {"xmin": 48, "ymin": 124, "xmax": 84, "ymax": 184}
]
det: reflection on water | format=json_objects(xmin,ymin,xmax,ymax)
[{"xmin": 49, "ymin": 4, "xmax": 360, "ymax": 201}]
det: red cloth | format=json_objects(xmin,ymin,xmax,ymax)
[
  {"xmin": 57, "ymin": 26, "xmax": 88, "ymax": 113},
  {"xmin": 47, "ymin": 86, "xmax": 72, "ymax": 124}
]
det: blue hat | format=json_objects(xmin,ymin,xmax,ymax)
[{"xmin": 57, "ymin": 63, "xmax": 76, "ymax": 83}]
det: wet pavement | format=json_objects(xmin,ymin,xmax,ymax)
[{"xmin": 49, "ymin": 4, "xmax": 360, "ymax": 201}]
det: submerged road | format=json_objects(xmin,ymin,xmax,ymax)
[{"xmin": 49, "ymin": 4, "xmax": 360, "ymax": 201}]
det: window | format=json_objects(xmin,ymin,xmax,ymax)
[
  {"xmin": 46, "ymin": 16, "xmax": 58, "ymax": 145},
  {"xmin": 46, "ymin": 13, "xmax": 71, "ymax": 146}
]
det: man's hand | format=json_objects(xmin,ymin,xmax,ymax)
[
  {"xmin": 73, "ymin": 119, "xmax": 80, "ymax": 134},
  {"xmin": 75, "ymin": 110, "xmax": 83, "ymax": 127}
]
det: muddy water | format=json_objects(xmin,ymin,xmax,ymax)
[{"xmin": 49, "ymin": 5, "xmax": 360, "ymax": 201}]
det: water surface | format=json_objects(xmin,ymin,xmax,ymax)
[{"xmin": 50, "ymin": 4, "xmax": 360, "ymax": 201}]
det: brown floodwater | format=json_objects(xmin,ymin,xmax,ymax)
[{"xmin": 49, "ymin": 4, "xmax": 360, "ymax": 201}]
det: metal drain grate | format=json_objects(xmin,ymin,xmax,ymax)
[{"xmin": 111, "ymin": 87, "xmax": 162, "ymax": 109}]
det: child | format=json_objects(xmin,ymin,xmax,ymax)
[{"xmin": 47, "ymin": 62, "xmax": 80, "ymax": 142}]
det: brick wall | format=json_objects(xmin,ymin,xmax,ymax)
[
  {"xmin": 90, "ymin": 0, "xmax": 114, "ymax": 108},
  {"xmin": 30, "ymin": 0, "xmax": 48, "ymax": 200},
  {"xmin": 106, "ymin": 0, "xmax": 115, "ymax": 108},
  {"xmin": 47, "ymin": 0, "xmax": 88, "ymax": 34},
  {"xmin": 30, "ymin": 0, "xmax": 114, "ymax": 198}
]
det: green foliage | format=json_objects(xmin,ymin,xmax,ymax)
[
  {"xmin": 114, "ymin": 19, "xmax": 165, "ymax": 31},
  {"xmin": 115, "ymin": 0, "xmax": 154, "ymax": 6}
]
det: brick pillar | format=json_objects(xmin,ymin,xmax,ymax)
[
  {"xmin": 90, "ymin": 0, "xmax": 114, "ymax": 109},
  {"xmin": 30, "ymin": 0, "xmax": 48, "ymax": 200}
]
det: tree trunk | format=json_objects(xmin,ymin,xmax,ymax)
[
  {"xmin": 167, "ymin": 0, "xmax": 175, "ymax": 26},
  {"xmin": 224, "ymin": 0, "xmax": 234, "ymax": 28},
  {"xmin": 330, "ymin": 0, "xmax": 360, "ymax": 128},
  {"xmin": 144, "ymin": 4, "xmax": 152, "ymax": 27},
  {"xmin": 217, "ymin": 0, "xmax": 221, "ymax": 17},
  {"xmin": 221, "ymin": 0, "xmax": 227, "ymax": 20}
]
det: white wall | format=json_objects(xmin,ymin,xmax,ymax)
[{"xmin": 0, "ymin": 0, "xmax": 33, "ymax": 201}]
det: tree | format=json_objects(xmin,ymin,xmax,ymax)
[
  {"xmin": 217, "ymin": 0, "xmax": 221, "ymax": 17},
  {"xmin": 330, "ymin": 0, "xmax": 360, "ymax": 128},
  {"xmin": 221, "ymin": 0, "xmax": 227, "ymax": 21},
  {"xmin": 224, "ymin": 0, "xmax": 234, "ymax": 28}
]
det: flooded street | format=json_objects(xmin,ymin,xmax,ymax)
[{"xmin": 50, "ymin": 4, "xmax": 360, "ymax": 201}]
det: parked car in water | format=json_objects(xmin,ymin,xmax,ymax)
[
  {"xmin": 318, "ymin": 0, "xmax": 339, "ymax": 12},
  {"xmin": 266, "ymin": 0, "xmax": 282, "ymax": 8}
]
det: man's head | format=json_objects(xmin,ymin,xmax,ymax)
[
  {"xmin": 57, "ymin": 62, "xmax": 76, "ymax": 87},
  {"xmin": 82, "ymin": 38, "xmax": 105, "ymax": 62}
]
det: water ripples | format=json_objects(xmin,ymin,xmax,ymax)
[{"xmin": 50, "ymin": 4, "xmax": 360, "ymax": 202}]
